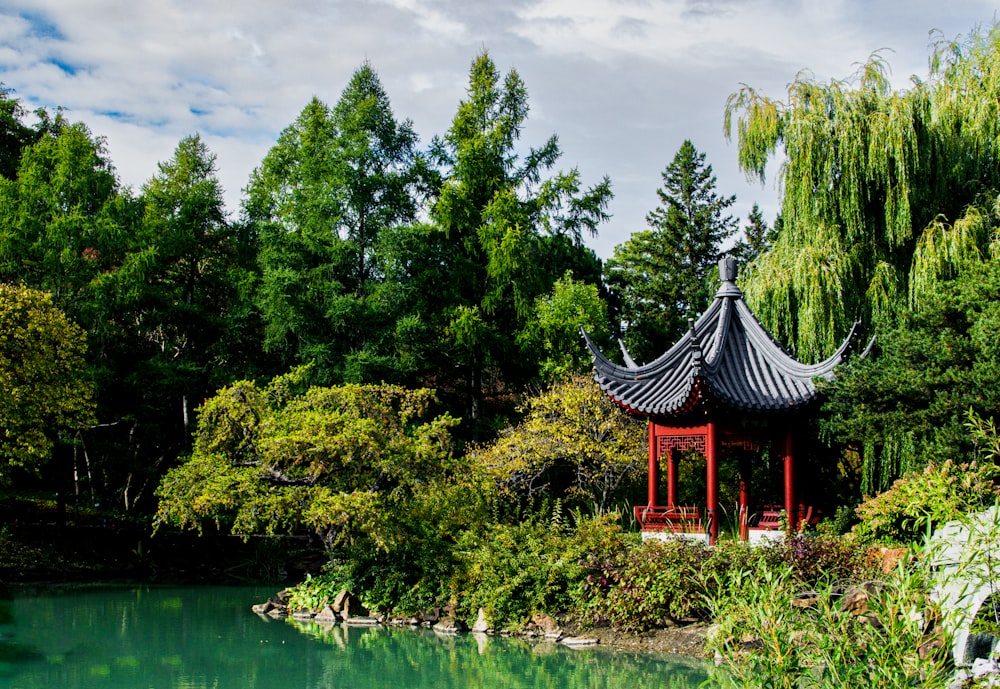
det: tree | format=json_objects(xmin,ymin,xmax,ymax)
[
  {"xmin": 153, "ymin": 367, "xmax": 460, "ymax": 550},
  {"xmin": 0, "ymin": 85, "xmax": 46, "ymax": 181},
  {"xmin": 725, "ymin": 26, "xmax": 1000, "ymax": 362},
  {"xmin": 471, "ymin": 374, "xmax": 644, "ymax": 512},
  {"xmin": 425, "ymin": 52, "xmax": 612, "ymax": 429},
  {"xmin": 246, "ymin": 64, "xmax": 425, "ymax": 384},
  {"xmin": 731, "ymin": 203, "xmax": 775, "ymax": 266},
  {"xmin": 0, "ymin": 284, "xmax": 94, "ymax": 480},
  {"xmin": 605, "ymin": 140, "xmax": 736, "ymax": 363},
  {"xmin": 78, "ymin": 135, "xmax": 259, "ymax": 510},
  {"xmin": 0, "ymin": 121, "xmax": 137, "ymax": 324},
  {"xmin": 519, "ymin": 271, "xmax": 612, "ymax": 383},
  {"xmin": 820, "ymin": 258, "xmax": 1000, "ymax": 492}
]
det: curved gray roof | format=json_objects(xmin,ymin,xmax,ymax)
[{"xmin": 583, "ymin": 256, "xmax": 863, "ymax": 417}]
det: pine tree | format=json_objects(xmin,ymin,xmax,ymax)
[{"xmin": 605, "ymin": 140, "xmax": 736, "ymax": 363}]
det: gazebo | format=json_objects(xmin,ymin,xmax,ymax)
[{"xmin": 582, "ymin": 256, "xmax": 866, "ymax": 544}]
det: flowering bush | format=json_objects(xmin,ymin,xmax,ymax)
[{"xmin": 851, "ymin": 459, "xmax": 1000, "ymax": 545}]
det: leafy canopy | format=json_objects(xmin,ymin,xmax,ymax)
[
  {"xmin": 154, "ymin": 367, "xmax": 459, "ymax": 550},
  {"xmin": 471, "ymin": 373, "xmax": 644, "ymax": 513},
  {"xmin": 727, "ymin": 28, "xmax": 1000, "ymax": 361},
  {"xmin": 0, "ymin": 284, "xmax": 95, "ymax": 478},
  {"xmin": 820, "ymin": 257, "xmax": 1000, "ymax": 491}
]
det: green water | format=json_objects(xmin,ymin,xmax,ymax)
[{"xmin": 0, "ymin": 586, "xmax": 709, "ymax": 689}]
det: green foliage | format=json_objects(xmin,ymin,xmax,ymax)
[
  {"xmin": 286, "ymin": 572, "xmax": 346, "ymax": 612},
  {"xmin": 821, "ymin": 258, "xmax": 1000, "ymax": 490},
  {"xmin": 423, "ymin": 51, "xmax": 612, "ymax": 429},
  {"xmin": 246, "ymin": 64, "xmax": 424, "ymax": 384},
  {"xmin": 605, "ymin": 139, "xmax": 736, "ymax": 363},
  {"xmin": 518, "ymin": 271, "xmax": 612, "ymax": 383},
  {"xmin": 579, "ymin": 535, "xmax": 871, "ymax": 632},
  {"xmin": 731, "ymin": 202, "xmax": 776, "ymax": 266},
  {"xmin": 704, "ymin": 547, "xmax": 951, "ymax": 689},
  {"xmin": 851, "ymin": 459, "xmax": 1000, "ymax": 546},
  {"xmin": 452, "ymin": 511, "xmax": 629, "ymax": 627},
  {"xmin": 728, "ymin": 29, "xmax": 1000, "ymax": 363},
  {"xmin": 0, "ymin": 284, "xmax": 95, "ymax": 478},
  {"xmin": 471, "ymin": 374, "xmax": 644, "ymax": 512},
  {"xmin": 0, "ymin": 121, "xmax": 137, "ymax": 323},
  {"xmin": 0, "ymin": 84, "xmax": 49, "ymax": 181},
  {"xmin": 153, "ymin": 366, "xmax": 460, "ymax": 550}
]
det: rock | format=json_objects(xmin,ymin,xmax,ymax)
[
  {"xmin": 343, "ymin": 596, "xmax": 369, "ymax": 619},
  {"xmin": 840, "ymin": 581, "xmax": 881, "ymax": 616},
  {"xmin": 266, "ymin": 606, "xmax": 287, "ymax": 618},
  {"xmin": 471, "ymin": 608, "xmax": 490, "ymax": 634},
  {"xmin": 332, "ymin": 590, "xmax": 369, "ymax": 619},
  {"xmin": 971, "ymin": 657, "xmax": 1000, "ymax": 678},
  {"xmin": 314, "ymin": 605, "xmax": 338, "ymax": 623},
  {"xmin": 917, "ymin": 630, "xmax": 947, "ymax": 660},
  {"xmin": 531, "ymin": 613, "xmax": 562, "ymax": 637},
  {"xmin": 290, "ymin": 609, "xmax": 314, "ymax": 620},
  {"xmin": 433, "ymin": 616, "xmax": 468, "ymax": 634},
  {"xmin": 791, "ymin": 591, "xmax": 819, "ymax": 609},
  {"xmin": 560, "ymin": 636, "xmax": 599, "ymax": 647},
  {"xmin": 422, "ymin": 607, "xmax": 442, "ymax": 624},
  {"xmin": 343, "ymin": 616, "xmax": 380, "ymax": 626},
  {"xmin": 251, "ymin": 601, "xmax": 274, "ymax": 615}
]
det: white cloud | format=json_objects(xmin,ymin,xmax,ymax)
[{"xmin": 0, "ymin": 0, "xmax": 996, "ymax": 257}]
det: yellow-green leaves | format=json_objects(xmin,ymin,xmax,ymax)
[
  {"xmin": 154, "ymin": 367, "xmax": 459, "ymax": 549},
  {"xmin": 726, "ymin": 34, "xmax": 1000, "ymax": 360},
  {"xmin": 0, "ymin": 284, "xmax": 95, "ymax": 478},
  {"xmin": 471, "ymin": 374, "xmax": 643, "ymax": 512}
]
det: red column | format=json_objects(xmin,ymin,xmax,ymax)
[
  {"xmin": 666, "ymin": 449, "xmax": 678, "ymax": 507},
  {"xmin": 783, "ymin": 428, "xmax": 796, "ymax": 533},
  {"xmin": 706, "ymin": 420, "xmax": 719, "ymax": 545},
  {"xmin": 738, "ymin": 453, "xmax": 750, "ymax": 541},
  {"xmin": 647, "ymin": 421, "xmax": 659, "ymax": 507}
]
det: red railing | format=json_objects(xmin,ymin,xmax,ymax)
[{"xmin": 633, "ymin": 505, "xmax": 705, "ymax": 533}]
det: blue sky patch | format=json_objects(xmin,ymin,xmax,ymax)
[
  {"xmin": 46, "ymin": 58, "xmax": 77, "ymax": 76},
  {"xmin": 18, "ymin": 10, "xmax": 65, "ymax": 41}
]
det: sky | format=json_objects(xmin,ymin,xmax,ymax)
[{"xmin": 0, "ymin": 1, "xmax": 996, "ymax": 259}]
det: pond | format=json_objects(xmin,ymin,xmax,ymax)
[{"xmin": 0, "ymin": 586, "xmax": 710, "ymax": 689}]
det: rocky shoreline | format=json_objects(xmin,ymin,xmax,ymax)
[{"xmin": 251, "ymin": 587, "xmax": 710, "ymax": 658}]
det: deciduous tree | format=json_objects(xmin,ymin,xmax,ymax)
[
  {"xmin": 471, "ymin": 374, "xmax": 644, "ymax": 512},
  {"xmin": 820, "ymin": 258, "xmax": 1000, "ymax": 491},
  {"xmin": 726, "ymin": 27, "xmax": 1000, "ymax": 361},
  {"xmin": 0, "ymin": 284, "xmax": 94, "ymax": 480},
  {"xmin": 426, "ymin": 52, "xmax": 612, "ymax": 428},
  {"xmin": 154, "ymin": 367, "xmax": 460, "ymax": 550},
  {"xmin": 246, "ymin": 64, "xmax": 424, "ymax": 383}
]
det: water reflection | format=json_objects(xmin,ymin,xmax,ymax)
[{"xmin": 0, "ymin": 586, "xmax": 709, "ymax": 689}]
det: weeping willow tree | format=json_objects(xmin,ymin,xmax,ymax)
[{"xmin": 726, "ymin": 24, "xmax": 1000, "ymax": 489}]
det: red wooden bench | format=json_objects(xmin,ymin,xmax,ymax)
[
  {"xmin": 753, "ymin": 505, "xmax": 816, "ymax": 531},
  {"xmin": 755, "ymin": 506, "xmax": 784, "ymax": 530},
  {"xmin": 634, "ymin": 505, "xmax": 705, "ymax": 533}
]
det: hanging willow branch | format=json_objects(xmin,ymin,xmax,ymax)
[{"xmin": 728, "ymin": 29, "xmax": 1000, "ymax": 361}]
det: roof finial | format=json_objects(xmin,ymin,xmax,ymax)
[
  {"xmin": 715, "ymin": 255, "xmax": 742, "ymax": 298},
  {"xmin": 719, "ymin": 254, "xmax": 737, "ymax": 283}
]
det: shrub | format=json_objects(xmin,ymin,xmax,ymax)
[
  {"xmin": 451, "ymin": 510, "xmax": 629, "ymax": 627},
  {"xmin": 851, "ymin": 459, "xmax": 1000, "ymax": 546},
  {"xmin": 578, "ymin": 535, "xmax": 874, "ymax": 632},
  {"xmin": 704, "ymin": 545, "xmax": 952, "ymax": 688}
]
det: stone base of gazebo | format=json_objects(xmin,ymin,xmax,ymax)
[
  {"xmin": 638, "ymin": 528, "xmax": 786, "ymax": 546},
  {"xmin": 639, "ymin": 530, "xmax": 710, "ymax": 545}
]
